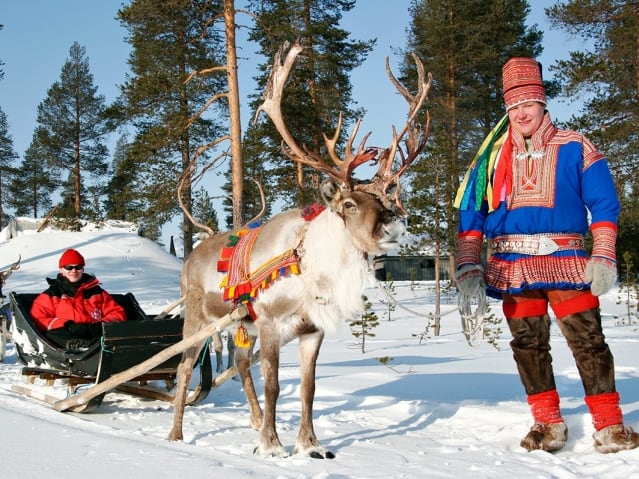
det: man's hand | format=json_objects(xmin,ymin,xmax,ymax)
[
  {"xmin": 455, "ymin": 264, "xmax": 486, "ymax": 298},
  {"xmin": 585, "ymin": 257, "xmax": 617, "ymax": 296}
]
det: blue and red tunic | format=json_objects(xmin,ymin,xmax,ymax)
[{"xmin": 456, "ymin": 113, "xmax": 620, "ymax": 298}]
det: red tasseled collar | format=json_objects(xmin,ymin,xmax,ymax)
[{"xmin": 301, "ymin": 203, "xmax": 326, "ymax": 221}]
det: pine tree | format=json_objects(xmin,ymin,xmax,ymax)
[
  {"xmin": 350, "ymin": 296, "xmax": 379, "ymax": 354},
  {"xmin": 192, "ymin": 186, "xmax": 220, "ymax": 233},
  {"xmin": 481, "ymin": 302, "xmax": 503, "ymax": 351},
  {"xmin": 380, "ymin": 272, "xmax": 397, "ymax": 321},
  {"xmin": 1, "ymin": 27, "xmax": 16, "ymax": 227},
  {"xmin": 5, "ymin": 133, "xmax": 55, "ymax": 218},
  {"xmin": 116, "ymin": 0, "xmax": 227, "ymax": 250},
  {"xmin": 35, "ymin": 42, "xmax": 112, "ymax": 219},
  {"xmin": 402, "ymin": 0, "xmax": 543, "ymax": 335},
  {"xmin": 618, "ymin": 251, "xmax": 637, "ymax": 326},
  {"xmin": 0, "ymin": 107, "xmax": 18, "ymax": 227},
  {"xmin": 104, "ymin": 135, "xmax": 144, "ymax": 222},
  {"xmin": 240, "ymin": 0, "xmax": 375, "ymax": 211},
  {"xmin": 546, "ymin": 0, "xmax": 639, "ymax": 267},
  {"xmin": 220, "ymin": 122, "xmax": 274, "ymax": 229},
  {"xmin": 0, "ymin": 24, "xmax": 4, "ymax": 81}
]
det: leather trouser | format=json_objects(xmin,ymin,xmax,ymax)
[
  {"xmin": 556, "ymin": 308, "xmax": 616, "ymax": 395},
  {"xmin": 507, "ymin": 308, "xmax": 616, "ymax": 396},
  {"xmin": 507, "ymin": 314, "xmax": 556, "ymax": 395}
]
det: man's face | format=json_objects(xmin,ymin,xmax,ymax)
[
  {"xmin": 507, "ymin": 101, "xmax": 545, "ymax": 138},
  {"xmin": 60, "ymin": 264, "xmax": 84, "ymax": 284}
]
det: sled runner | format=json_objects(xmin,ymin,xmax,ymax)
[{"xmin": 9, "ymin": 291, "xmax": 223, "ymax": 412}]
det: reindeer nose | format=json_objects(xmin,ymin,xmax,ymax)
[{"xmin": 383, "ymin": 219, "xmax": 406, "ymax": 241}]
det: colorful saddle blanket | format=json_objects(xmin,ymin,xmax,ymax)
[{"xmin": 217, "ymin": 224, "xmax": 300, "ymax": 306}]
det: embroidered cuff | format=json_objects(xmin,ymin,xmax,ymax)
[
  {"xmin": 457, "ymin": 232, "xmax": 483, "ymax": 268},
  {"xmin": 591, "ymin": 223, "xmax": 617, "ymax": 263}
]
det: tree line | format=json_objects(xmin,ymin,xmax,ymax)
[{"xmin": 0, "ymin": 0, "xmax": 637, "ymax": 268}]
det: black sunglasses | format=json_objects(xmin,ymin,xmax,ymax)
[{"xmin": 63, "ymin": 265, "xmax": 84, "ymax": 271}]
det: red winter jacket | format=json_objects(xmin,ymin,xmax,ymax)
[{"xmin": 30, "ymin": 274, "xmax": 127, "ymax": 333}]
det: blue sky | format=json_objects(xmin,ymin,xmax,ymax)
[
  {"xmin": 0, "ymin": 0, "xmax": 583, "ymax": 242},
  {"xmin": 1, "ymin": 1, "xmax": 581, "ymax": 158},
  {"xmin": 1, "ymin": 0, "xmax": 414, "ymax": 157}
]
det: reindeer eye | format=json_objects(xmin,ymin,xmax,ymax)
[{"xmin": 343, "ymin": 200, "xmax": 357, "ymax": 211}]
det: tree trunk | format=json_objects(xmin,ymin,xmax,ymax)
[
  {"xmin": 74, "ymin": 143, "xmax": 81, "ymax": 215},
  {"xmin": 433, "ymin": 245, "xmax": 441, "ymax": 337},
  {"xmin": 224, "ymin": 0, "xmax": 244, "ymax": 229}
]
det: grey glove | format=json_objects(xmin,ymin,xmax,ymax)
[
  {"xmin": 456, "ymin": 264, "xmax": 487, "ymax": 347},
  {"xmin": 585, "ymin": 258, "xmax": 617, "ymax": 296},
  {"xmin": 455, "ymin": 264, "xmax": 486, "ymax": 297}
]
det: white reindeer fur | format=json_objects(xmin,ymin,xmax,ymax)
[{"xmin": 289, "ymin": 208, "xmax": 376, "ymax": 332}]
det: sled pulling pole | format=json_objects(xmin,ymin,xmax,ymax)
[
  {"xmin": 154, "ymin": 295, "xmax": 186, "ymax": 320},
  {"xmin": 53, "ymin": 305, "xmax": 249, "ymax": 412}
]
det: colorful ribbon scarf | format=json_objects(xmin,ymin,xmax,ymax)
[{"xmin": 454, "ymin": 114, "xmax": 510, "ymax": 212}]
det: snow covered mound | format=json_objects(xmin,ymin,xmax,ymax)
[{"xmin": 0, "ymin": 218, "xmax": 182, "ymax": 314}]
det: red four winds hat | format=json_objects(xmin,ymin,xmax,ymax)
[
  {"xmin": 59, "ymin": 248, "xmax": 85, "ymax": 268},
  {"xmin": 502, "ymin": 57, "xmax": 546, "ymax": 111}
]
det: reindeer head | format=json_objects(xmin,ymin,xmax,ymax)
[
  {"xmin": 255, "ymin": 40, "xmax": 432, "ymax": 218},
  {"xmin": 0, "ymin": 255, "xmax": 20, "ymax": 301}
]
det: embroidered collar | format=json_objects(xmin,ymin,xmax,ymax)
[{"xmin": 511, "ymin": 112, "xmax": 557, "ymax": 156}]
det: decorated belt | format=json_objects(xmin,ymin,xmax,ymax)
[{"xmin": 492, "ymin": 233, "xmax": 585, "ymax": 256}]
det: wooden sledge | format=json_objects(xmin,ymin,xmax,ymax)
[{"xmin": 9, "ymin": 291, "xmax": 248, "ymax": 412}]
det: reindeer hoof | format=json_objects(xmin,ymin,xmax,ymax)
[
  {"xmin": 309, "ymin": 450, "xmax": 335, "ymax": 459},
  {"xmin": 296, "ymin": 444, "xmax": 335, "ymax": 459}
]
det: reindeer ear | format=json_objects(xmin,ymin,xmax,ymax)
[{"xmin": 319, "ymin": 179, "xmax": 343, "ymax": 205}]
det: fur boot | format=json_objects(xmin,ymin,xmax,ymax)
[
  {"xmin": 593, "ymin": 424, "xmax": 639, "ymax": 453},
  {"xmin": 520, "ymin": 422, "xmax": 568, "ymax": 452}
]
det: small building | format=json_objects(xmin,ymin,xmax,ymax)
[{"xmin": 373, "ymin": 254, "xmax": 451, "ymax": 281}]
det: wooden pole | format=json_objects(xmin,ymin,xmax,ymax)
[
  {"xmin": 154, "ymin": 296, "xmax": 186, "ymax": 320},
  {"xmin": 210, "ymin": 349, "xmax": 261, "ymax": 389},
  {"xmin": 37, "ymin": 205, "xmax": 58, "ymax": 232},
  {"xmin": 53, "ymin": 305, "xmax": 248, "ymax": 412}
]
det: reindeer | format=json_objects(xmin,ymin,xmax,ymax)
[
  {"xmin": 168, "ymin": 40, "xmax": 431, "ymax": 458},
  {"xmin": 0, "ymin": 255, "xmax": 21, "ymax": 302},
  {"xmin": 1, "ymin": 256, "xmax": 20, "ymax": 360}
]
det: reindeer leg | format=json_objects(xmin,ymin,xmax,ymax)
[
  {"xmin": 293, "ymin": 330, "xmax": 333, "ymax": 458},
  {"xmin": 226, "ymin": 333, "xmax": 236, "ymax": 372},
  {"xmin": 211, "ymin": 331, "xmax": 224, "ymax": 373},
  {"xmin": 234, "ymin": 334, "xmax": 263, "ymax": 430},
  {"xmin": 167, "ymin": 345, "xmax": 200, "ymax": 441},
  {"xmin": 168, "ymin": 285, "xmax": 205, "ymax": 442},
  {"xmin": 253, "ymin": 320, "xmax": 287, "ymax": 457}
]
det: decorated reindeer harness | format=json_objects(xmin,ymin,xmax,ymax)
[{"xmin": 216, "ymin": 204, "xmax": 326, "ymax": 331}]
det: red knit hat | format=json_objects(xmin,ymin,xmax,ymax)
[
  {"xmin": 502, "ymin": 57, "xmax": 546, "ymax": 110},
  {"xmin": 58, "ymin": 248, "xmax": 85, "ymax": 268}
]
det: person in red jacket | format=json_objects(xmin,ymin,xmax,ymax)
[{"xmin": 30, "ymin": 248, "xmax": 126, "ymax": 349}]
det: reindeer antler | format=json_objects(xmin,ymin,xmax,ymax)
[
  {"xmin": 256, "ymin": 40, "xmax": 431, "ymax": 210},
  {"xmin": 255, "ymin": 39, "xmax": 377, "ymax": 189},
  {"xmin": 355, "ymin": 54, "xmax": 432, "ymax": 214},
  {"xmin": 0, "ymin": 255, "xmax": 20, "ymax": 300},
  {"xmin": 0, "ymin": 255, "xmax": 21, "ymax": 280}
]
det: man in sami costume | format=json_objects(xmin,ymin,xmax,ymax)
[{"xmin": 454, "ymin": 57, "xmax": 639, "ymax": 453}]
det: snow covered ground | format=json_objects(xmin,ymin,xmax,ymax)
[{"xmin": 1, "ymin": 219, "xmax": 638, "ymax": 478}]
